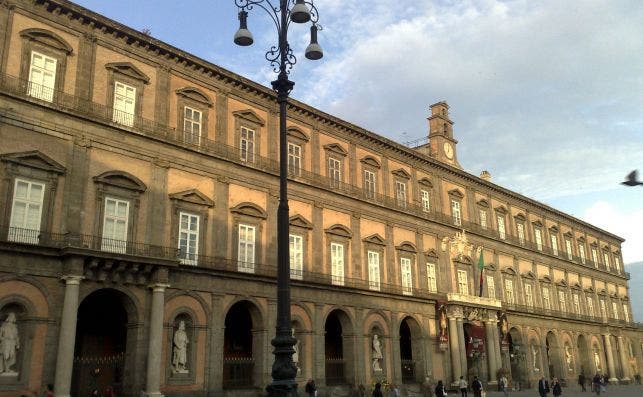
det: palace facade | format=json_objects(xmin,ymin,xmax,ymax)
[{"xmin": 0, "ymin": 1, "xmax": 641, "ymax": 397}]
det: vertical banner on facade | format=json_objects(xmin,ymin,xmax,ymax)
[
  {"xmin": 437, "ymin": 302, "xmax": 448, "ymax": 350},
  {"xmin": 498, "ymin": 311, "xmax": 510, "ymax": 351}
]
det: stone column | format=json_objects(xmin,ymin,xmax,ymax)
[
  {"xmin": 54, "ymin": 275, "xmax": 83, "ymax": 397},
  {"xmin": 145, "ymin": 283, "xmax": 169, "ymax": 397},
  {"xmin": 602, "ymin": 334, "xmax": 617, "ymax": 383},
  {"xmin": 448, "ymin": 316, "xmax": 461, "ymax": 384},
  {"xmin": 617, "ymin": 336, "xmax": 630, "ymax": 381},
  {"xmin": 493, "ymin": 326, "xmax": 502, "ymax": 376},
  {"xmin": 354, "ymin": 308, "xmax": 366, "ymax": 384},
  {"xmin": 456, "ymin": 318, "xmax": 467, "ymax": 379},
  {"xmin": 313, "ymin": 303, "xmax": 325, "ymax": 385},
  {"xmin": 390, "ymin": 314, "xmax": 402, "ymax": 385},
  {"xmin": 485, "ymin": 321, "xmax": 498, "ymax": 383}
]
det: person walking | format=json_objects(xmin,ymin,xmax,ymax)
[
  {"xmin": 499, "ymin": 374, "xmax": 509, "ymax": 397},
  {"xmin": 458, "ymin": 375, "xmax": 468, "ymax": 397},
  {"xmin": 434, "ymin": 380, "xmax": 447, "ymax": 397},
  {"xmin": 373, "ymin": 383, "xmax": 384, "ymax": 397},
  {"xmin": 471, "ymin": 376, "xmax": 483, "ymax": 397},
  {"xmin": 592, "ymin": 373, "xmax": 602, "ymax": 395},
  {"xmin": 388, "ymin": 383, "xmax": 400, "ymax": 397},
  {"xmin": 421, "ymin": 377, "xmax": 434, "ymax": 397},
  {"xmin": 538, "ymin": 376, "xmax": 550, "ymax": 397},
  {"xmin": 578, "ymin": 373, "xmax": 586, "ymax": 392},
  {"xmin": 552, "ymin": 378, "xmax": 562, "ymax": 397},
  {"xmin": 305, "ymin": 379, "xmax": 317, "ymax": 397}
]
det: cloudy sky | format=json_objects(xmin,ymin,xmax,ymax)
[{"xmin": 73, "ymin": 0, "xmax": 643, "ymax": 263}]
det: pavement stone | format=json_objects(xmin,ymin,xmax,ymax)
[{"xmin": 476, "ymin": 384, "xmax": 643, "ymax": 397}]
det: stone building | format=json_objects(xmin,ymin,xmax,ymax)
[{"xmin": 0, "ymin": 1, "xmax": 641, "ymax": 397}]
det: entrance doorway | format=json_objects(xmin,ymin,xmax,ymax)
[
  {"xmin": 71, "ymin": 289, "xmax": 131, "ymax": 397},
  {"xmin": 223, "ymin": 301, "xmax": 256, "ymax": 389}
]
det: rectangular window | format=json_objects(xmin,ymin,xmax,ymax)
[
  {"xmin": 395, "ymin": 181, "xmax": 407, "ymax": 208},
  {"xmin": 599, "ymin": 299, "xmax": 607, "ymax": 318},
  {"xmin": 486, "ymin": 275, "xmax": 496, "ymax": 299},
  {"xmin": 586, "ymin": 297, "xmax": 595, "ymax": 317},
  {"xmin": 331, "ymin": 242, "xmax": 344, "ymax": 286},
  {"xmin": 178, "ymin": 212, "xmax": 199, "ymax": 265},
  {"xmin": 368, "ymin": 251, "xmax": 381, "ymax": 291},
  {"xmin": 457, "ymin": 270, "xmax": 468, "ymax": 295},
  {"xmin": 525, "ymin": 284, "xmax": 534, "ymax": 307},
  {"xmin": 238, "ymin": 224, "xmax": 256, "ymax": 273},
  {"xmin": 551, "ymin": 234, "xmax": 559, "ymax": 255},
  {"xmin": 579, "ymin": 245, "xmax": 586, "ymax": 264},
  {"xmin": 426, "ymin": 262, "xmax": 437, "ymax": 292},
  {"xmin": 565, "ymin": 239, "xmax": 573, "ymax": 260},
  {"xmin": 505, "ymin": 279, "xmax": 514, "ymax": 304},
  {"xmin": 28, "ymin": 51, "xmax": 56, "ymax": 102},
  {"xmin": 9, "ymin": 179, "xmax": 44, "ymax": 244},
  {"xmin": 517, "ymin": 223, "xmax": 525, "ymax": 245},
  {"xmin": 622, "ymin": 304, "xmax": 630, "ymax": 322},
  {"xmin": 328, "ymin": 158, "xmax": 341, "ymax": 188},
  {"xmin": 573, "ymin": 293, "xmax": 581, "ymax": 314},
  {"xmin": 113, "ymin": 81, "xmax": 136, "ymax": 126},
  {"xmin": 364, "ymin": 170, "xmax": 376, "ymax": 198},
  {"xmin": 614, "ymin": 256, "xmax": 621, "ymax": 272},
  {"xmin": 400, "ymin": 257, "xmax": 413, "ymax": 296},
  {"xmin": 591, "ymin": 247, "xmax": 598, "ymax": 268},
  {"xmin": 479, "ymin": 210, "xmax": 487, "ymax": 230},
  {"xmin": 183, "ymin": 106, "xmax": 202, "ymax": 145},
  {"xmin": 288, "ymin": 143, "xmax": 302, "ymax": 176},
  {"xmin": 497, "ymin": 215, "xmax": 506, "ymax": 240},
  {"xmin": 290, "ymin": 234, "xmax": 303, "ymax": 280},
  {"xmin": 535, "ymin": 229, "xmax": 543, "ymax": 251},
  {"xmin": 611, "ymin": 301, "xmax": 619, "ymax": 319},
  {"xmin": 421, "ymin": 190, "xmax": 430, "ymax": 212},
  {"xmin": 101, "ymin": 197, "xmax": 129, "ymax": 253},
  {"xmin": 558, "ymin": 290, "xmax": 566, "ymax": 312},
  {"xmin": 542, "ymin": 286, "xmax": 551, "ymax": 309},
  {"xmin": 451, "ymin": 200, "xmax": 462, "ymax": 226},
  {"xmin": 603, "ymin": 252, "xmax": 610, "ymax": 271},
  {"xmin": 240, "ymin": 126, "xmax": 255, "ymax": 162}
]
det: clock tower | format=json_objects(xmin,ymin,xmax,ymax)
[{"xmin": 428, "ymin": 101, "xmax": 461, "ymax": 168}]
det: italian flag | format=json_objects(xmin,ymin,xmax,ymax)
[{"xmin": 478, "ymin": 249, "xmax": 484, "ymax": 297}]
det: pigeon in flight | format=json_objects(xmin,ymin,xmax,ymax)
[{"xmin": 622, "ymin": 170, "xmax": 643, "ymax": 186}]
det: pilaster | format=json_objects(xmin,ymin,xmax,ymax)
[
  {"xmin": 74, "ymin": 32, "xmax": 97, "ymax": 100},
  {"xmin": 351, "ymin": 212, "xmax": 361, "ymax": 279},
  {"xmin": 602, "ymin": 334, "xmax": 617, "ymax": 382},
  {"xmin": 154, "ymin": 65, "xmax": 171, "ymax": 125},
  {"xmin": 146, "ymin": 159, "xmax": 169, "ymax": 246},
  {"xmin": 61, "ymin": 136, "xmax": 90, "ymax": 235},
  {"xmin": 213, "ymin": 176, "xmax": 230, "ymax": 257},
  {"xmin": 215, "ymin": 91, "xmax": 229, "ymax": 143}
]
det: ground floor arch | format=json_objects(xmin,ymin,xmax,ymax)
[
  {"xmin": 399, "ymin": 316, "xmax": 424, "ymax": 383},
  {"xmin": 324, "ymin": 309, "xmax": 354, "ymax": 385},
  {"xmin": 545, "ymin": 331, "xmax": 563, "ymax": 379},
  {"xmin": 508, "ymin": 327, "xmax": 526, "ymax": 389},
  {"xmin": 577, "ymin": 334, "xmax": 592, "ymax": 376}
]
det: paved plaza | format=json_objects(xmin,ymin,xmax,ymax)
[{"xmin": 481, "ymin": 384, "xmax": 643, "ymax": 397}]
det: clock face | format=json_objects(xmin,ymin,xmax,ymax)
[{"xmin": 443, "ymin": 142, "xmax": 454, "ymax": 159}]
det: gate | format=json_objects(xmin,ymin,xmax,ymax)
[{"xmin": 72, "ymin": 352, "xmax": 125, "ymax": 397}]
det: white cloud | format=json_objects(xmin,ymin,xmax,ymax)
[{"xmin": 582, "ymin": 201, "xmax": 643, "ymax": 264}]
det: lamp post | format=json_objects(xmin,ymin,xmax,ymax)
[{"xmin": 233, "ymin": 1, "xmax": 323, "ymax": 396}]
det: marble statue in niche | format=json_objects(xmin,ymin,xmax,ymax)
[
  {"xmin": 372, "ymin": 334, "xmax": 383, "ymax": 372},
  {"xmin": 172, "ymin": 320, "xmax": 189, "ymax": 374},
  {"xmin": 0, "ymin": 313, "xmax": 19, "ymax": 376}
]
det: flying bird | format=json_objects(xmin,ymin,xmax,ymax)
[{"xmin": 622, "ymin": 170, "xmax": 643, "ymax": 186}]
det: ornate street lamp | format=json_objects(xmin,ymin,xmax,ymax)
[{"xmin": 233, "ymin": 1, "xmax": 323, "ymax": 396}]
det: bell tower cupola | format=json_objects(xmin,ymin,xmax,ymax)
[{"xmin": 428, "ymin": 101, "xmax": 461, "ymax": 168}]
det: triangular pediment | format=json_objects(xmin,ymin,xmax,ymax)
[
  {"xmin": 549, "ymin": 225, "xmax": 559, "ymax": 233},
  {"xmin": 176, "ymin": 87, "xmax": 213, "ymax": 106},
  {"xmin": 563, "ymin": 231, "xmax": 573, "ymax": 238},
  {"xmin": 448, "ymin": 189, "xmax": 464, "ymax": 199},
  {"xmin": 93, "ymin": 171, "xmax": 147, "ymax": 192},
  {"xmin": 363, "ymin": 233, "xmax": 386, "ymax": 246},
  {"xmin": 456, "ymin": 255, "xmax": 473, "ymax": 264},
  {"xmin": 501, "ymin": 267, "xmax": 517, "ymax": 276},
  {"xmin": 584, "ymin": 286, "xmax": 595, "ymax": 293},
  {"xmin": 540, "ymin": 275, "xmax": 552, "ymax": 283},
  {"xmin": 230, "ymin": 202, "xmax": 267, "ymax": 219},
  {"xmin": 477, "ymin": 199, "xmax": 489, "ymax": 208},
  {"xmin": 571, "ymin": 282, "xmax": 582, "ymax": 290},
  {"xmin": 556, "ymin": 279, "xmax": 568, "ymax": 287},
  {"xmin": 425, "ymin": 248, "xmax": 438, "ymax": 258},
  {"xmin": 418, "ymin": 177, "xmax": 433, "ymax": 188},
  {"xmin": 1, "ymin": 151, "xmax": 66, "ymax": 174},
  {"xmin": 169, "ymin": 189, "xmax": 214, "ymax": 207},
  {"xmin": 360, "ymin": 155, "xmax": 381, "ymax": 169},
  {"xmin": 484, "ymin": 263, "xmax": 497, "ymax": 271},
  {"xmin": 289, "ymin": 214, "xmax": 312, "ymax": 229},
  {"xmin": 391, "ymin": 168, "xmax": 411, "ymax": 180},
  {"xmin": 20, "ymin": 28, "xmax": 73, "ymax": 54},
  {"xmin": 532, "ymin": 220, "xmax": 544, "ymax": 227},
  {"xmin": 521, "ymin": 271, "xmax": 536, "ymax": 280},
  {"xmin": 105, "ymin": 62, "xmax": 150, "ymax": 84},
  {"xmin": 396, "ymin": 241, "xmax": 417, "ymax": 253},
  {"xmin": 514, "ymin": 213, "xmax": 526, "ymax": 222},
  {"xmin": 323, "ymin": 143, "xmax": 348, "ymax": 157},
  {"xmin": 495, "ymin": 205, "xmax": 508, "ymax": 215},
  {"xmin": 325, "ymin": 224, "xmax": 352, "ymax": 238},
  {"xmin": 287, "ymin": 127, "xmax": 309, "ymax": 142},
  {"xmin": 232, "ymin": 109, "xmax": 265, "ymax": 126}
]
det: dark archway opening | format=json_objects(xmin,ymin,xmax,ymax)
[
  {"xmin": 223, "ymin": 301, "xmax": 254, "ymax": 389},
  {"xmin": 400, "ymin": 320, "xmax": 414, "ymax": 383},
  {"xmin": 325, "ymin": 311, "xmax": 345, "ymax": 385}
]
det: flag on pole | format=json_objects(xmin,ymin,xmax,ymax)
[{"xmin": 477, "ymin": 248, "xmax": 484, "ymax": 297}]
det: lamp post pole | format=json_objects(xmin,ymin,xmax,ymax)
[{"xmin": 233, "ymin": 2, "xmax": 322, "ymax": 396}]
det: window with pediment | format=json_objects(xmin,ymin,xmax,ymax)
[
  {"xmin": 533, "ymin": 221, "xmax": 544, "ymax": 251},
  {"xmin": 360, "ymin": 156, "xmax": 381, "ymax": 199},
  {"xmin": 477, "ymin": 199, "xmax": 489, "ymax": 230},
  {"xmin": 231, "ymin": 202, "xmax": 267, "ymax": 273},
  {"xmin": 176, "ymin": 87, "xmax": 213, "ymax": 145},
  {"xmin": 287, "ymin": 127, "xmax": 309, "ymax": 177},
  {"xmin": 363, "ymin": 234, "xmax": 385, "ymax": 291},
  {"xmin": 590, "ymin": 242, "xmax": 599, "ymax": 268},
  {"xmin": 93, "ymin": 171, "xmax": 147, "ymax": 253},
  {"xmin": 19, "ymin": 28, "xmax": 73, "ymax": 102},
  {"xmin": 396, "ymin": 242, "xmax": 416, "ymax": 296},
  {"xmin": 1, "ymin": 151, "xmax": 65, "ymax": 244},
  {"xmin": 170, "ymin": 189, "xmax": 214, "ymax": 265},
  {"xmin": 448, "ymin": 189, "xmax": 464, "ymax": 226},
  {"xmin": 495, "ymin": 206, "xmax": 507, "ymax": 240},
  {"xmin": 425, "ymin": 249, "xmax": 438, "ymax": 292},
  {"xmin": 540, "ymin": 276, "xmax": 552, "ymax": 310},
  {"xmin": 514, "ymin": 213, "xmax": 526, "ymax": 245},
  {"xmin": 586, "ymin": 293, "xmax": 595, "ymax": 317},
  {"xmin": 578, "ymin": 237, "xmax": 587, "ymax": 264},
  {"xmin": 556, "ymin": 280, "xmax": 568, "ymax": 312},
  {"xmin": 233, "ymin": 110, "xmax": 265, "ymax": 164},
  {"xmin": 564, "ymin": 232, "xmax": 573, "ymax": 261},
  {"xmin": 392, "ymin": 169, "xmax": 410, "ymax": 209},
  {"xmin": 613, "ymin": 252, "xmax": 621, "ymax": 272},
  {"xmin": 602, "ymin": 248, "xmax": 611, "ymax": 271},
  {"xmin": 549, "ymin": 226, "xmax": 559, "ymax": 256},
  {"xmin": 324, "ymin": 144, "xmax": 347, "ymax": 188},
  {"xmin": 105, "ymin": 62, "xmax": 150, "ymax": 127},
  {"xmin": 289, "ymin": 214, "xmax": 312, "ymax": 280},
  {"xmin": 325, "ymin": 224, "xmax": 351, "ymax": 286},
  {"xmin": 502, "ymin": 267, "xmax": 517, "ymax": 304},
  {"xmin": 418, "ymin": 178, "xmax": 433, "ymax": 213}
]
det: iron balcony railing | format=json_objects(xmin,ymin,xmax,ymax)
[{"xmin": 0, "ymin": 72, "xmax": 629, "ymax": 280}]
